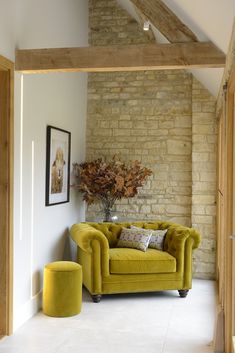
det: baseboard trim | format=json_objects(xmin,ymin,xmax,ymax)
[{"xmin": 13, "ymin": 291, "xmax": 42, "ymax": 332}]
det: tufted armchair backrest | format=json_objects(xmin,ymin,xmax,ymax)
[{"xmin": 85, "ymin": 221, "xmax": 200, "ymax": 250}]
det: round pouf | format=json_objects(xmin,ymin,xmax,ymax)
[{"xmin": 43, "ymin": 261, "xmax": 82, "ymax": 317}]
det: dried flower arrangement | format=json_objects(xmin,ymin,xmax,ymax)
[{"xmin": 72, "ymin": 156, "xmax": 152, "ymax": 221}]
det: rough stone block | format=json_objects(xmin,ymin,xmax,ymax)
[
  {"xmin": 166, "ymin": 204, "xmax": 191, "ymax": 215},
  {"xmin": 192, "ymin": 152, "xmax": 209, "ymax": 162},
  {"xmin": 174, "ymin": 116, "xmax": 192, "ymax": 128},
  {"xmin": 192, "ymin": 195, "xmax": 216, "ymax": 205},
  {"xmin": 151, "ymin": 205, "xmax": 165, "ymax": 214},
  {"xmin": 167, "ymin": 140, "xmax": 191, "ymax": 155},
  {"xmin": 192, "ymin": 215, "xmax": 214, "ymax": 224}
]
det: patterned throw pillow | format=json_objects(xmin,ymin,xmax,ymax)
[
  {"xmin": 131, "ymin": 226, "xmax": 167, "ymax": 250},
  {"xmin": 148, "ymin": 229, "xmax": 167, "ymax": 250},
  {"xmin": 116, "ymin": 227, "xmax": 152, "ymax": 252}
]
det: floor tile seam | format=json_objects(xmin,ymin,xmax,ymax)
[
  {"xmin": 58, "ymin": 326, "xmax": 169, "ymax": 336},
  {"xmin": 160, "ymin": 303, "xmax": 175, "ymax": 353}
]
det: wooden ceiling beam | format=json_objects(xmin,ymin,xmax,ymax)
[
  {"xmin": 15, "ymin": 42, "xmax": 225, "ymax": 74},
  {"xmin": 133, "ymin": 5, "xmax": 155, "ymax": 42},
  {"xmin": 130, "ymin": 0, "xmax": 198, "ymax": 43}
]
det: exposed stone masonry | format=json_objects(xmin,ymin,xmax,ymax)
[
  {"xmin": 89, "ymin": 0, "xmax": 154, "ymax": 46},
  {"xmin": 191, "ymin": 78, "xmax": 217, "ymax": 278},
  {"xmin": 87, "ymin": 70, "xmax": 193, "ymax": 228},
  {"xmin": 86, "ymin": 0, "xmax": 217, "ymax": 279}
]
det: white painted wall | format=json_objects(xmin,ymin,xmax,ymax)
[
  {"xmin": 13, "ymin": 72, "xmax": 87, "ymax": 330},
  {"xmin": 162, "ymin": 0, "xmax": 235, "ymax": 53},
  {"xmin": 0, "ymin": 0, "xmax": 88, "ymax": 331},
  {"xmin": 162, "ymin": 0, "xmax": 235, "ymax": 97},
  {"xmin": 0, "ymin": 0, "xmax": 17, "ymax": 60}
]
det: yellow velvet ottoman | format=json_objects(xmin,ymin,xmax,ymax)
[{"xmin": 43, "ymin": 261, "xmax": 82, "ymax": 317}]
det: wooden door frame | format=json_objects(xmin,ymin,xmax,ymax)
[
  {"xmin": 216, "ymin": 61, "xmax": 235, "ymax": 353},
  {"xmin": 227, "ymin": 62, "xmax": 235, "ymax": 353},
  {"xmin": 224, "ymin": 80, "xmax": 234, "ymax": 353},
  {"xmin": 0, "ymin": 54, "xmax": 14, "ymax": 336}
]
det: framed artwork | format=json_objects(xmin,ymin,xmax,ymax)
[{"xmin": 45, "ymin": 125, "xmax": 71, "ymax": 206}]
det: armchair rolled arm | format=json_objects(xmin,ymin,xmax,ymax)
[
  {"xmin": 164, "ymin": 225, "xmax": 200, "ymax": 274},
  {"xmin": 70, "ymin": 223, "xmax": 110, "ymax": 292},
  {"xmin": 164, "ymin": 225, "xmax": 200, "ymax": 289},
  {"xmin": 164, "ymin": 225, "xmax": 200, "ymax": 256},
  {"xmin": 164, "ymin": 227, "xmax": 190, "ymax": 257},
  {"xmin": 189, "ymin": 228, "xmax": 201, "ymax": 250},
  {"xmin": 70, "ymin": 223, "xmax": 110, "ymax": 253}
]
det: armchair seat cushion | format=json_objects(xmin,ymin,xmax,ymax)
[{"xmin": 109, "ymin": 248, "xmax": 176, "ymax": 274}]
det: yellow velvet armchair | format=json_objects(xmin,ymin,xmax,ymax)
[{"xmin": 70, "ymin": 221, "xmax": 200, "ymax": 302}]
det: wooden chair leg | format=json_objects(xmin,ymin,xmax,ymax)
[
  {"xmin": 91, "ymin": 294, "xmax": 102, "ymax": 303},
  {"xmin": 178, "ymin": 289, "xmax": 189, "ymax": 298}
]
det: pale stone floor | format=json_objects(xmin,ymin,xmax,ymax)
[{"xmin": 0, "ymin": 279, "xmax": 215, "ymax": 353}]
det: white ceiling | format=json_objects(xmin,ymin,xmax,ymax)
[{"xmin": 117, "ymin": 0, "xmax": 235, "ymax": 97}]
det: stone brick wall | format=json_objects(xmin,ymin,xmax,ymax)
[
  {"xmin": 192, "ymin": 78, "xmax": 217, "ymax": 278},
  {"xmin": 86, "ymin": 0, "xmax": 217, "ymax": 279},
  {"xmin": 87, "ymin": 70, "xmax": 193, "ymax": 227},
  {"xmin": 89, "ymin": 0, "xmax": 154, "ymax": 46}
]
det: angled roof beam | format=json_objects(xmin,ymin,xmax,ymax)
[
  {"xmin": 133, "ymin": 5, "xmax": 155, "ymax": 41},
  {"xmin": 129, "ymin": 0, "xmax": 198, "ymax": 43},
  {"xmin": 15, "ymin": 42, "xmax": 225, "ymax": 74}
]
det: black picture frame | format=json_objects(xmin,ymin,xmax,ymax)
[{"xmin": 45, "ymin": 125, "xmax": 71, "ymax": 206}]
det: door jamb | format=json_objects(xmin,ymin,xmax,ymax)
[{"xmin": 0, "ymin": 54, "xmax": 14, "ymax": 336}]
